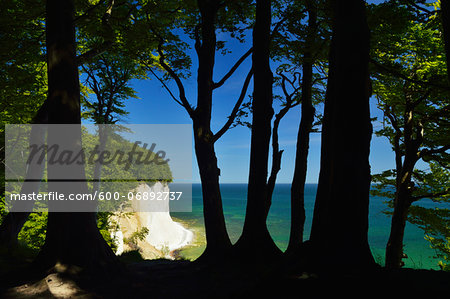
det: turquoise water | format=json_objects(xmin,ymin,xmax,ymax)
[{"xmin": 173, "ymin": 183, "xmax": 440, "ymax": 269}]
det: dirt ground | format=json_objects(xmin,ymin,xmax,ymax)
[{"xmin": 1, "ymin": 257, "xmax": 450, "ymax": 298}]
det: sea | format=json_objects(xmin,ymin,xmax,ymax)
[{"xmin": 172, "ymin": 183, "xmax": 442, "ymax": 270}]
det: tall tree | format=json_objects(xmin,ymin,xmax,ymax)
[
  {"xmin": 81, "ymin": 51, "xmax": 142, "ymax": 194},
  {"xmin": 35, "ymin": 0, "xmax": 119, "ymax": 274},
  {"xmin": 254, "ymin": 0, "xmax": 329, "ymax": 255},
  {"xmin": 191, "ymin": 0, "xmax": 233, "ymax": 258},
  {"xmin": 145, "ymin": 0, "xmax": 254, "ymax": 259},
  {"xmin": 265, "ymin": 69, "xmax": 300, "ymax": 212},
  {"xmin": 234, "ymin": 0, "xmax": 282, "ymax": 260},
  {"xmin": 369, "ymin": 2, "xmax": 449, "ymax": 268},
  {"xmin": 309, "ymin": 0, "xmax": 376, "ymax": 272},
  {"xmin": 0, "ymin": 0, "xmax": 127, "ymax": 248},
  {"xmin": 286, "ymin": 0, "xmax": 319, "ymax": 254}
]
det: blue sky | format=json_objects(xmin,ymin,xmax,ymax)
[{"xmin": 107, "ymin": 18, "xmax": 399, "ymax": 184}]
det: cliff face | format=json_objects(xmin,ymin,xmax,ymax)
[{"xmin": 110, "ymin": 182, "xmax": 193, "ymax": 259}]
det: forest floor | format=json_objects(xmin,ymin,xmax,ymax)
[{"xmin": 1, "ymin": 252, "xmax": 450, "ymax": 298}]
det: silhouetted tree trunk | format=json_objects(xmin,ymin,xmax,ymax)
[
  {"xmin": 309, "ymin": 0, "xmax": 375, "ymax": 272},
  {"xmin": 194, "ymin": 0, "xmax": 232, "ymax": 259},
  {"xmin": 35, "ymin": 0, "xmax": 118, "ymax": 274},
  {"xmin": 286, "ymin": 0, "xmax": 317, "ymax": 255},
  {"xmin": 265, "ymin": 105, "xmax": 289, "ymax": 214},
  {"xmin": 384, "ymin": 92, "xmax": 422, "ymax": 269},
  {"xmin": 385, "ymin": 185, "xmax": 413, "ymax": 269},
  {"xmin": 0, "ymin": 1, "xmax": 115, "ymax": 250},
  {"xmin": 155, "ymin": 0, "xmax": 254, "ymax": 260},
  {"xmin": 234, "ymin": 0, "xmax": 281, "ymax": 260}
]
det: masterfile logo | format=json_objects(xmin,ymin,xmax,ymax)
[{"xmin": 4, "ymin": 124, "xmax": 192, "ymax": 212}]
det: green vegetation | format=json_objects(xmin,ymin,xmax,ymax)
[
  {"xmin": 369, "ymin": 0, "xmax": 449, "ymax": 269},
  {"xmin": 1, "ymin": 126, "xmax": 172, "ymax": 252},
  {"xmin": 123, "ymin": 227, "xmax": 150, "ymax": 250},
  {"xmin": 0, "ymin": 197, "xmax": 6, "ymax": 226},
  {"xmin": 0, "ymin": 3, "xmax": 449, "ymax": 297}
]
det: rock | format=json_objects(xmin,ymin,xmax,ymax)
[{"xmin": 110, "ymin": 182, "xmax": 193, "ymax": 259}]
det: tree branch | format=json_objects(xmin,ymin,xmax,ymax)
[
  {"xmin": 411, "ymin": 188, "xmax": 450, "ymax": 202},
  {"xmin": 147, "ymin": 66, "xmax": 184, "ymax": 107},
  {"xmin": 404, "ymin": 0, "xmax": 434, "ymax": 15},
  {"xmin": 370, "ymin": 58, "xmax": 450, "ymax": 91},
  {"xmin": 213, "ymin": 68, "xmax": 253, "ymax": 142},
  {"xmin": 420, "ymin": 104, "xmax": 450, "ymax": 122},
  {"xmin": 270, "ymin": 15, "xmax": 288, "ymax": 40},
  {"xmin": 73, "ymin": 0, "xmax": 107, "ymax": 24},
  {"xmin": 151, "ymin": 36, "xmax": 194, "ymax": 117},
  {"xmin": 412, "ymin": 89, "xmax": 431, "ymax": 108},
  {"xmin": 420, "ymin": 145, "xmax": 450, "ymax": 158},
  {"xmin": 312, "ymin": 76, "xmax": 328, "ymax": 85},
  {"xmin": 81, "ymin": 64, "xmax": 101, "ymax": 97},
  {"xmin": 194, "ymin": 23, "xmax": 201, "ymax": 55},
  {"xmin": 76, "ymin": 0, "xmax": 117, "ymax": 65},
  {"xmin": 277, "ymin": 71, "xmax": 301, "ymax": 106},
  {"xmin": 212, "ymin": 47, "xmax": 252, "ymax": 89},
  {"xmin": 77, "ymin": 41, "xmax": 113, "ymax": 65},
  {"xmin": 385, "ymin": 106, "xmax": 400, "ymax": 133},
  {"xmin": 83, "ymin": 98, "xmax": 97, "ymax": 111}
]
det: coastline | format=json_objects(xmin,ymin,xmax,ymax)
[
  {"xmin": 170, "ymin": 217, "xmax": 206, "ymax": 260},
  {"xmin": 169, "ymin": 183, "xmax": 442, "ymax": 269}
]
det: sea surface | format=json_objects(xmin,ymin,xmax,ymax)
[{"xmin": 172, "ymin": 183, "xmax": 441, "ymax": 269}]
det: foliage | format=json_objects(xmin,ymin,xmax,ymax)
[
  {"xmin": 17, "ymin": 211, "xmax": 47, "ymax": 251},
  {"xmin": 123, "ymin": 227, "xmax": 149, "ymax": 250},
  {"xmin": 97, "ymin": 212, "xmax": 117, "ymax": 251},
  {"xmin": 408, "ymin": 164, "xmax": 450, "ymax": 271},
  {"xmin": 1, "ymin": 0, "xmax": 449, "ymax": 270},
  {"xmin": 0, "ymin": 197, "xmax": 6, "ymax": 226},
  {"xmin": 0, "ymin": 0, "xmax": 177, "ymax": 254},
  {"xmin": 369, "ymin": 0, "xmax": 450, "ymax": 268},
  {"xmin": 409, "ymin": 205, "xmax": 450, "ymax": 271},
  {"xmin": 234, "ymin": 0, "xmax": 330, "ymax": 130},
  {"xmin": 81, "ymin": 51, "xmax": 146, "ymax": 123},
  {"xmin": 2, "ymin": 125, "xmax": 172, "ymax": 250},
  {"xmin": 82, "ymin": 127, "xmax": 173, "ymax": 181},
  {"xmin": 0, "ymin": 0, "xmax": 47, "ymax": 125}
]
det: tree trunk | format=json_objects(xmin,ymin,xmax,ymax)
[
  {"xmin": 385, "ymin": 98, "xmax": 419, "ymax": 269},
  {"xmin": 195, "ymin": 0, "xmax": 232, "ymax": 260},
  {"xmin": 194, "ymin": 129, "xmax": 232, "ymax": 257},
  {"xmin": 35, "ymin": 0, "xmax": 119, "ymax": 275},
  {"xmin": 286, "ymin": 0, "xmax": 317, "ymax": 255},
  {"xmin": 92, "ymin": 125, "xmax": 109, "ymax": 194},
  {"xmin": 385, "ymin": 185, "xmax": 412, "ymax": 268},
  {"xmin": 234, "ymin": 0, "xmax": 281, "ymax": 260},
  {"xmin": 265, "ymin": 107, "xmax": 288, "ymax": 217},
  {"xmin": 309, "ymin": 0, "xmax": 375, "ymax": 272}
]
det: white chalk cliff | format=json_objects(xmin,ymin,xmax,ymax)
[{"xmin": 111, "ymin": 182, "xmax": 193, "ymax": 258}]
